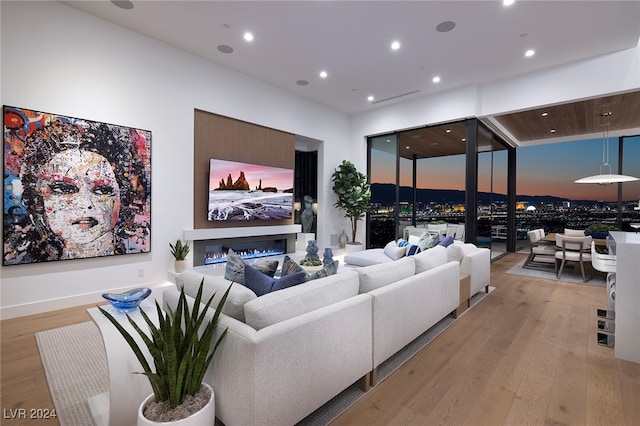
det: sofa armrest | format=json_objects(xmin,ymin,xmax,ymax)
[{"xmin": 460, "ymin": 248, "xmax": 490, "ymax": 296}]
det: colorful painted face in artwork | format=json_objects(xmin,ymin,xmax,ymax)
[
  {"xmin": 38, "ymin": 149, "xmax": 121, "ymax": 254},
  {"xmin": 2, "ymin": 106, "xmax": 152, "ymax": 265}
]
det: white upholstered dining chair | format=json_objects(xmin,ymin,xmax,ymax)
[{"xmin": 555, "ymin": 234, "xmax": 592, "ymax": 282}]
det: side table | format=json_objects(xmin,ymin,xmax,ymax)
[
  {"xmin": 87, "ymin": 300, "xmax": 159, "ymax": 426},
  {"xmin": 455, "ymin": 274, "xmax": 471, "ymax": 318}
]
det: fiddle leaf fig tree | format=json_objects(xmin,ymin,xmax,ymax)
[{"xmin": 331, "ymin": 160, "xmax": 371, "ymax": 244}]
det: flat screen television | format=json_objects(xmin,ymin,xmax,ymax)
[{"xmin": 208, "ymin": 158, "xmax": 294, "ymax": 221}]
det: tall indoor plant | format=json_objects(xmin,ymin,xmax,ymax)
[
  {"xmin": 99, "ymin": 279, "xmax": 230, "ymax": 424},
  {"xmin": 331, "ymin": 160, "xmax": 371, "ymax": 245}
]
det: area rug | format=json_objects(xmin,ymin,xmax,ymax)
[
  {"xmin": 505, "ymin": 258, "xmax": 606, "ymax": 287},
  {"xmin": 36, "ymin": 290, "xmax": 491, "ymax": 426},
  {"xmin": 35, "ymin": 321, "xmax": 108, "ymax": 426}
]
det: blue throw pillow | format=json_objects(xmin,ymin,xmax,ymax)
[
  {"xmin": 438, "ymin": 236, "xmax": 454, "ymax": 247},
  {"xmin": 406, "ymin": 244, "xmax": 421, "ymax": 256},
  {"xmin": 243, "ymin": 264, "xmax": 276, "ymax": 297},
  {"xmin": 224, "ymin": 249, "xmax": 279, "ymax": 284},
  {"xmin": 308, "ymin": 260, "xmax": 339, "ymax": 280},
  {"xmin": 271, "ymin": 271, "xmax": 308, "ymax": 291},
  {"xmin": 397, "ymin": 238, "xmax": 409, "ymax": 248}
]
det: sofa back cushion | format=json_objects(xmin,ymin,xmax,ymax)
[
  {"xmin": 447, "ymin": 242, "xmax": 478, "ymax": 262},
  {"xmin": 176, "ymin": 270, "xmax": 256, "ymax": 322},
  {"xmin": 412, "ymin": 245, "xmax": 448, "ymax": 273},
  {"xmin": 244, "ymin": 270, "xmax": 360, "ymax": 330},
  {"xmin": 356, "ymin": 257, "xmax": 415, "ymax": 293}
]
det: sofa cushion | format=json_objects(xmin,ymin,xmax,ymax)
[
  {"xmin": 412, "ymin": 245, "xmax": 448, "ymax": 273},
  {"xmin": 356, "ymin": 257, "xmax": 415, "ymax": 293},
  {"xmin": 243, "ymin": 270, "xmax": 360, "ymax": 330},
  {"xmin": 447, "ymin": 242, "xmax": 478, "ymax": 262},
  {"xmin": 383, "ymin": 241, "xmax": 406, "ymax": 260},
  {"xmin": 344, "ymin": 248, "xmax": 393, "ymax": 267},
  {"xmin": 224, "ymin": 249, "xmax": 279, "ymax": 284},
  {"xmin": 176, "ymin": 270, "xmax": 256, "ymax": 322}
]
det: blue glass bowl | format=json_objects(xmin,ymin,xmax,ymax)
[{"xmin": 102, "ymin": 288, "xmax": 152, "ymax": 312}]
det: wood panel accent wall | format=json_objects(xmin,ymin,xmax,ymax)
[{"xmin": 193, "ymin": 109, "xmax": 295, "ymax": 229}]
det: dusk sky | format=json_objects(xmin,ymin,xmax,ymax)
[
  {"xmin": 209, "ymin": 159, "xmax": 293, "ymax": 191},
  {"xmin": 371, "ymin": 136, "xmax": 640, "ymax": 202}
]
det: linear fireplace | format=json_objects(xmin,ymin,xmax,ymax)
[{"xmin": 192, "ymin": 233, "xmax": 296, "ymax": 267}]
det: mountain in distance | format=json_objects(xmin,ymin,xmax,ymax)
[{"xmin": 370, "ymin": 183, "xmax": 611, "ymax": 206}]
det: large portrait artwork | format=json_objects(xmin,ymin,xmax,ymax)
[{"xmin": 3, "ymin": 106, "xmax": 152, "ymax": 265}]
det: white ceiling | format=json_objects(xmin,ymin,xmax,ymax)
[{"xmin": 63, "ymin": 1, "xmax": 640, "ymax": 115}]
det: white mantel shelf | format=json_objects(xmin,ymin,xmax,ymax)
[{"xmin": 184, "ymin": 225, "xmax": 302, "ymax": 241}]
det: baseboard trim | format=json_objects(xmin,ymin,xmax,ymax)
[{"xmin": 0, "ymin": 282, "xmax": 173, "ymax": 320}]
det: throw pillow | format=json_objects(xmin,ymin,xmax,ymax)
[
  {"xmin": 224, "ymin": 248, "xmax": 278, "ymax": 284},
  {"xmin": 281, "ymin": 255, "xmax": 339, "ymax": 280},
  {"xmin": 397, "ymin": 238, "xmax": 409, "ymax": 248},
  {"xmin": 438, "ymin": 236, "xmax": 454, "ymax": 247},
  {"xmin": 243, "ymin": 264, "xmax": 276, "ymax": 297},
  {"xmin": 244, "ymin": 264, "xmax": 308, "ymax": 296},
  {"xmin": 418, "ymin": 232, "xmax": 439, "ymax": 251},
  {"xmin": 406, "ymin": 244, "xmax": 421, "ymax": 256},
  {"xmin": 309, "ymin": 260, "xmax": 339, "ymax": 280},
  {"xmin": 272, "ymin": 271, "xmax": 308, "ymax": 291},
  {"xmin": 383, "ymin": 240, "xmax": 406, "ymax": 260}
]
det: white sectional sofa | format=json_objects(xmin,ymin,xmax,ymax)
[
  {"xmin": 345, "ymin": 241, "xmax": 491, "ymax": 299},
  {"xmin": 163, "ymin": 247, "xmax": 463, "ymax": 426}
]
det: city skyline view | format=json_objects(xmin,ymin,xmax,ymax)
[{"xmin": 371, "ymin": 136, "xmax": 640, "ymax": 203}]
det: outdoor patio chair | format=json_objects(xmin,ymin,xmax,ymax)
[{"xmin": 555, "ymin": 234, "xmax": 592, "ymax": 282}]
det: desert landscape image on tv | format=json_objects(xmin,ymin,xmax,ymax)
[{"xmin": 208, "ymin": 158, "xmax": 294, "ymax": 221}]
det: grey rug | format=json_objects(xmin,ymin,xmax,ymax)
[
  {"xmin": 35, "ymin": 321, "xmax": 108, "ymax": 426},
  {"xmin": 36, "ymin": 291, "xmax": 491, "ymax": 426},
  {"xmin": 505, "ymin": 258, "xmax": 606, "ymax": 287}
]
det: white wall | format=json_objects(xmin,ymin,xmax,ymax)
[{"xmin": 0, "ymin": 1, "xmax": 348, "ymax": 318}]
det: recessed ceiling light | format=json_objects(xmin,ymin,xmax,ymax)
[
  {"xmin": 319, "ymin": 71, "xmax": 328, "ymax": 79},
  {"xmin": 111, "ymin": 0, "xmax": 133, "ymax": 10},
  {"xmin": 217, "ymin": 45, "xmax": 234, "ymax": 54},
  {"xmin": 446, "ymin": 129, "xmax": 451, "ymax": 133},
  {"xmin": 243, "ymin": 32, "xmax": 254, "ymax": 42},
  {"xmin": 391, "ymin": 41, "xmax": 401, "ymax": 50},
  {"xmin": 406, "ymin": 146, "xmax": 410, "ymax": 149},
  {"xmin": 367, "ymin": 95, "xmax": 374, "ymax": 102},
  {"xmin": 541, "ymin": 112, "xmax": 549, "ymax": 117},
  {"xmin": 436, "ymin": 21, "xmax": 456, "ymax": 33},
  {"xmin": 550, "ymin": 129, "xmax": 556, "ymax": 133},
  {"xmin": 461, "ymin": 138, "xmax": 466, "ymax": 142},
  {"xmin": 525, "ymin": 49, "xmax": 535, "ymax": 57},
  {"xmin": 432, "ymin": 76, "xmax": 441, "ymax": 83},
  {"xmin": 503, "ymin": 0, "xmax": 515, "ymax": 6}
]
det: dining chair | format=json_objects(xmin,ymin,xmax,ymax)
[
  {"xmin": 523, "ymin": 229, "xmax": 556, "ymax": 269},
  {"xmin": 555, "ymin": 234, "xmax": 593, "ymax": 282}
]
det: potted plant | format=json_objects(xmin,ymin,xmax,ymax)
[
  {"xmin": 99, "ymin": 279, "xmax": 230, "ymax": 425},
  {"xmin": 586, "ymin": 223, "xmax": 619, "ymax": 239},
  {"xmin": 170, "ymin": 239, "xmax": 190, "ymax": 273},
  {"xmin": 299, "ymin": 256, "xmax": 323, "ymax": 274},
  {"xmin": 331, "ymin": 160, "xmax": 371, "ymax": 252}
]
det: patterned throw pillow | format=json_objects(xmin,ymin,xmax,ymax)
[
  {"xmin": 418, "ymin": 232, "xmax": 439, "ymax": 252},
  {"xmin": 406, "ymin": 244, "xmax": 421, "ymax": 256},
  {"xmin": 224, "ymin": 249, "xmax": 278, "ymax": 284},
  {"xmin": 397, "ymin": 238, "xmax": 409, "ymax": 248},
  {"xmin": 281, "ymin": 255, "xmax": 339, "ymax": 280}
]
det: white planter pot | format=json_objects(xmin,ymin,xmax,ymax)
[
  {"xmin": 174, "ymin": 260, "xmax": 188, "ymax": 273},
  {"xmin": 344, "ymin": 242, "xmax": 364, "ymax": 254},
  {"xmin": 137, "ymin": 383, "xmax": 215, "ymax": 426},
  {"xmin": 301, "ymin": 265, "xmax": 323, "ymax": 274}
]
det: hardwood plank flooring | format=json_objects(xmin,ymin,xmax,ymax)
[{"xmin": 1, "ymin": 253, "xmax": 639, "ymax": 426}]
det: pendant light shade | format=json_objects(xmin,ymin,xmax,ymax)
[{"xmin": 574, "ymin": 111, "xmax": 639, "ymax": 185}]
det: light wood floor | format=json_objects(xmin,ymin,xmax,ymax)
[{"xmin": 1, "ymin": 253, "xmax": 639, "ymax": 426}]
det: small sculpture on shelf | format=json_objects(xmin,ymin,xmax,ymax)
[
  {"xmin": 305, "ymin": 240, "xmax": 319, "ymax": 260},
  {"xmin": 323, "ymin": 248, "xmax": 334, "ymax": 266}
]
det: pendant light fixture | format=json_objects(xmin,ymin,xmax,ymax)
[{"xmin": 574, "ymin": 111, "xmax": 639, "ymax": 185}]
